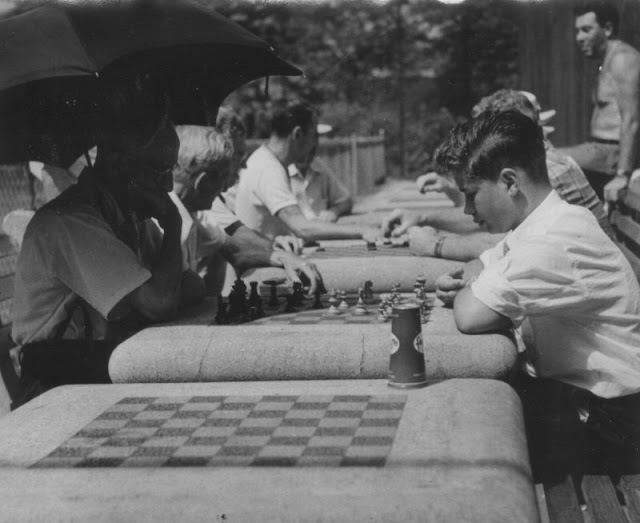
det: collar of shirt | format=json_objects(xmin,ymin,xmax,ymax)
[{"xmin": 504, "ymin": 189, "xmax": 562, "ymax": 251}]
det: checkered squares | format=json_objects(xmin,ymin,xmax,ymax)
[{"xmin": 33, "ymin": 394, "xmax": 406, "ymax": 468}]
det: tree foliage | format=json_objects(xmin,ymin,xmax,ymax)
[{"xmin": 201, "ymin": 0, "xmax": 519, "ymax": 176}]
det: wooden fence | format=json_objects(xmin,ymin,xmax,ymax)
[{"xmin": 247, "ymin": 132, "xmax": 387, "ymax": 197}]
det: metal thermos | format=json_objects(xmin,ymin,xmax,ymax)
[{"xmin": 388, "ymin": 302, "xmax": 427, "ymax": 388}]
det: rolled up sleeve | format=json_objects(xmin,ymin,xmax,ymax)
[{"xmin": 471, "ymin": 235, "xmax": 583, "ymax": 325}]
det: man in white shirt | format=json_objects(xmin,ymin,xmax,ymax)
[
  {"xmin": 288, "ymin": 135, "xmax": 353, "ymax": 223},
  {"xmin": 235, "ymin": 103, "xmax": 377, "ymax": 242},
  {"xmin": 434, "ymin": 110, "xmax": 640, "ymax": 479}
]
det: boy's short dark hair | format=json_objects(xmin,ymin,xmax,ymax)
[
  {"xmin": 574, "ymin": 0, "xmax": 619, "ymax": 35},
  {"xmin": 270, "ymin": 103, "xmax": 316, "ymax": 138},
  {"xmin": 434, "ymin": 110, "xmax": 548, "ymax": 184}
]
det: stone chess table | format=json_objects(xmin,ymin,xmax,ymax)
[{"xmin": 0, "ymin": 379, "xmax": 538, "ymax": 522}]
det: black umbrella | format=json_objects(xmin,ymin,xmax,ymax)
[{"xmin": 0, "ymin": 0, "xmax": 302, "ymax": 164}]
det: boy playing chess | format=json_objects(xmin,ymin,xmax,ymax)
[{"xmin": 435, "ymin": 110, "xmax": 640, "ymax": 480}]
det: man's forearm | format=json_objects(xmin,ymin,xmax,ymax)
[
  {"xmin": 618, "ymin": 118, "xmax": 639, "ymax": 173},
  {"xmin": 437, "ymin": 233, "xmax": 503, "ymax": 262}
]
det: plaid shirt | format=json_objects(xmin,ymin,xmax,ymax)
[{"xmin": 546, "ymin": 146, "xmax": 615, "ymax": 240}]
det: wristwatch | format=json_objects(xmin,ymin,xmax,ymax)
[{"xmin": 616, "ymin": 169, "xmax": 632, "ymax": 179}]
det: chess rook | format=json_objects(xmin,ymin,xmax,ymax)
[{"xmin": 388, "ymin": 303, "xmax": 427, "ymax": 389}]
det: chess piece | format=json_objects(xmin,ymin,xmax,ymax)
[
  {"xmin": 285, "ymin": 294, "xmax": 296, "ymax": 313},
  {"xmin": 312, "ymin": 287, "xmax": 323, "ymax": 309},
  {"xmin": 263, "ymin": 280, "xmax": 279, "ymax": 307},
  {"xmin": 353, "ymin": 294, "xmax": 368, "ymax": 316},
  {"xmin": 214, "ymin": 295, "xmax": 229, "ymax": 325},
  {"xmin": 363, "ymin": 280, "xmax": 374, "ymax": 303},
  {"xmin": 327, "ymin": 304, "xmax": 341, "ymax": 315},
  {"xmin": 366, "ymin": 241, "xmax": 377, "ymax": 251},
  {"xmin": 248, "ymin": 281, "xmax": 264, "ymax": 318},
  {"xmin": 292, "ymin": 281, "xmax": 305, "ymax": 307},
  {"xmin": 338, "ymin": 297, "xmax": 349, "ymax": 312}
]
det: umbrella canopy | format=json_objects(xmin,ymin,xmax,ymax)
[{"xmin": 0, "ymin": 0, "xmax": 302, "ymax": 165}]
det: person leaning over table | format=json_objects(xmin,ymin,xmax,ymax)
[
  {"xmin": 173, "ymin": 120, "xmax": 323, "ymax": 296},
  {"xmin": 234, "ymin": 102, "xmax": 378, "ymax": 243},
  {"xmin": 435, "ymin": 110, "xmax": 640, "ymax": 480},
  {"xmin": 382, "ymin": 89, "xmax": 615, "ymax": 261},
  {"xmin": 287, "ymin": 124, "xmax": 353, "ymax": 223},
  {"xmin": 11, "ymin": 87, "xmax": 206, "ymax": 396}
]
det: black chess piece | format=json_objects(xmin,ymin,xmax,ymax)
[
  {"xmin": 366, "ymin": 241, "xmax": 377, "ymax": 251},
  {"xmin": 312, "ymin": 287, "xmax": 323, "ymax": 309},
  {"xmin": 263, "ymin": 280, "xmax": 279, "ymax": 307},
  {"xmin": 214, "ymin": 295, "xmax": 229, "ymax": 325},
  {"xmin": 292, "ymin": 282, "xmax": 305, "ymax": 307},
  {"xmin": 285, "ymin": 294, "xmax": 296, "ymax": 313},
  {"xmin": 248, "ymin": 281, "xmax": 264, "ymax": 318}
]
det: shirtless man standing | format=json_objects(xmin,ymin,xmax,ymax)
[{"xmin": 560, "ymin": 1, "xmax": 640, "ymax": 203}]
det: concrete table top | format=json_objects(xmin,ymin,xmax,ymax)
[
  {"xmin": 0, "ymin": 379, "xmax": 538, "ymax": 522},
  {"xmin": 108, "ymin": 298, "xmax": 517, "ymax": 384}
]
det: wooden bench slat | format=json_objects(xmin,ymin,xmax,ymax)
[
  {"xmin": 611, "ymin": 212, "xmax": 640, "ymax": 245},
  {"xmin": 623, "ymin": 187, "xmax": 640, "ymax": 215},
  {"xmin": 543, "ymin": 475, "xmax": 584, "ymax": 523},
  {"xmin": 616, "ymin": 240, "xmax": 640, "ymax": 279},
  {"xmin": 620, "ymin": 476, "xmax": 640, "ymax": 522},
  {"xmin": 581, "ymin": 475, "xmax": 627, "ymax": 523}
]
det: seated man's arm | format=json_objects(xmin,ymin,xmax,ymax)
[
  {"xmin": 408, "ymin": 226, "xmax": 505, "ymax": 262},
  {"xmin": 320, "ymin": 196, "xmax": 353, "ymax": 222},
  {"xmin": 453, "ymin": 286, "xmax": 512, "ymax": 334},
  {"xmin": 605, "ymin": 50, "xmax": 640, "ymax": 202},
  {"xmin": 322, "ymin": 169, "xmax": 353, "ymax": 221},
  {"xmin": 277, "ymin": 204, "xmax": 377, "ymax": 242},
  {"xmin": 221, "ymin": 224, "xmax": 323, "ymax": 294}
]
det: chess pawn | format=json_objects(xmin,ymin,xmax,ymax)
[
  {"xmin": 353, "ymin": 297, "xmax": 368, "ymax": 316},
  {"xmin": 327, "ymin": 304, "xmax": 341, "ymax": 315},
  {"xmin": 338, "ymin": 297, "xmax": 349, "ymax": 312}
]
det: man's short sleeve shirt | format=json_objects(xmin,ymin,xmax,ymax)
[
  {"xmin": 471, "ymin": 191, "xmax": 640, "ymax": 398},
  {"xmin": 235, "ymin": 145, "xmax": 298, "ymax": 238},
  {"xmin": 11, "ymin": 189, "xmax": 152, "ymax": 345}
]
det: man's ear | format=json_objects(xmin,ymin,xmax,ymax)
[
  {"xmin": 499, "ymin": 168, "xmax": 519, "ymax": 195},
  {"xmin": 291, "ymin": 126, "xmax": 304, "ymax": 141},
  {"xmin": 603, "ymin": 21, "xmax": 614, "ymax": 38}
]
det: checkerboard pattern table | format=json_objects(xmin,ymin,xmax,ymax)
[{"xmin": 34, "ymin": 394, "xmax": 407, "ymax": 468}]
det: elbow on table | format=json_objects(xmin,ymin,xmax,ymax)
[{"xmin": 453, "ymin": 306, "xmax": 485, "ymax": 335}]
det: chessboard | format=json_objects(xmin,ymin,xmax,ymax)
[
  {"xmin": 213, "ymin": 279, "xmax": 432, "ymax": 326},
  {"xmin": 33, "ymin": 394, "xmax": 407, "ymax": 468},
  {"xmin": 305, "ymin": 241, "xmax": 412, "ymax": 259}
]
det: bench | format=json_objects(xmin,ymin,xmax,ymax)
[
  {"xmin": 610, "ymin": 181, "xmax": 640, "ymax": 278},
  {"xmin": 538, "ymin": 474, "xmax": 640, "ymax": 522}
]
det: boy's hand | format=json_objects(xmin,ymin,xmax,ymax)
[
  {"xmin": 416, "ymin": 172, "xmax": 448, "ymax": 194},
  {"xmin": 381, "ymin": 209, "xmax": 421, "ymax": 238},
  {"xmin": 407, "ymin": 226, "xmax": 439, "ymax": 257},
  {"xmin": 436, "ymin": 268, "xmax": 465, "ymax": 307}
]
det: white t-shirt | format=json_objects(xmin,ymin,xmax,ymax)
[
  {"xmin": 235, "ymin": 144, "xmax": 298, "ymax": 239},
  {"xmin": 288, "ymin": 158, "xmax": 351, "ymax": 220},
  {"xmin": 471, "ymin": 190, "xmax": 640, "ymax": 398}
]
